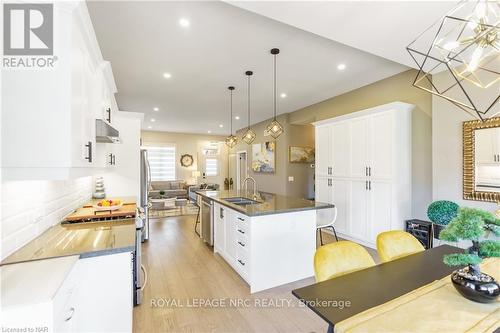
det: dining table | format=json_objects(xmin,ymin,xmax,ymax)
[{"xmin": 292, "ymin": 245, "xmax": 461, "ymax": 333}]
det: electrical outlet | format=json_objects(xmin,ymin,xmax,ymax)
[{"xmin": 288, "ymin": 176, "xmax": 294, "ymax": 182}]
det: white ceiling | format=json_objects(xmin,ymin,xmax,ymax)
[
  {"xmin": 87, "ymin": 1, "xmax": 408, "ymax": 135},
  {"xmin": 228, "ymin": 1, "xmax": 456, "ymax": 68}
]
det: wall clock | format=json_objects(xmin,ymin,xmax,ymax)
[{"xmin": 180, "ymin": 154, "xmax": 194, "ymax": 167}]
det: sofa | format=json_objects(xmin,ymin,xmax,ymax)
[
  {"xmin": 149, "ymin": 180, "xmax": 188, "ymax": 199},
  {"xmin": 188, "ymin": 183, "xmax": 220, "ymax": 202}
]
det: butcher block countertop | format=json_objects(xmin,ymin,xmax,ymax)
[{"xmin": 1, "ymin": 196, "xmax": 139, "ymax": 266}]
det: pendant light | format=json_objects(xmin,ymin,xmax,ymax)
[
  {"xmin": 242, "ymin": 71, "xmax": 256, "ymax": 145},
  {"xmin": 225, "ymin": 86, "xmax": 238, "ymax": 148},
  {"xmin": 266, "ymin": 48, "xmax": 284, "ymax": 139}
]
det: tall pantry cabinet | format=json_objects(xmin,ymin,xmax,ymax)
[{"xmin": 314, "ymin": 102, "xmax": 413, "ymax": 248}]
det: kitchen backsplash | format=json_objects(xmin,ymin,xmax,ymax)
[{"xmin": 1, "ymin": 177, "xmax": 92, "ymax": 260}]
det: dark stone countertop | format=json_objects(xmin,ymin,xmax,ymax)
[{"xmin": 195, "ymin": 189, "xmax": 334, "ymax": 217}]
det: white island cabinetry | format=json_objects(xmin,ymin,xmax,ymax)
[{"xmin": 213, "ymin": 202, "xmax": 316, "ymax": 293}]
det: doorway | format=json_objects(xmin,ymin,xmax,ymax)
[{"xmin": 236, "ymin": 151, "xmax": 247, "ymax": 190}]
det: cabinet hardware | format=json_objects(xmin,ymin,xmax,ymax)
[
  {"xmin": 237, "ymin": 241, "xmax": 245, "ymax": 247},
  {"xmin": 237, "ymin": 259, "xmax": 245, "ymax": 266},
  {"xmin": 65, "ymin": 307, "xmax": 75, "ymax": 322},
  {"xmin": 220, "ymin": 208, "xmax": 224, "ymax": 219},
  {"xmin": 112, "ymin": 154, "xmax": 116, "ymax": 165},
  {"xmin": 366, "ymin": 180, "xmax": 368, "ymax": 190},
  {"xmin": 237, "ymin": 217, "xmax": 245, "ymax": 222},
  {"xmin": 85, "ymin": 141, "xmax": 92, "ymax": 163},
  {"xmin": 109, "ymin": 153, "xmax": 113, "ymax": 165},
  {"xmin": 368, "ymin": 167, "xmax": 371, "ymax": 177},
  {"xmin": 237, "ymin": 229, "xmax": 245, "ymax": 234},
  {"xmin": 106, "ymin": 107, "xmax": 111, "ymax": 123},
  {"xmin": 369, "ymin": 181, "xmax": 372, "ymax": 191},
  {"xmin": 140, "ymin": 264, "xmax": 148, "ymax": 290}
]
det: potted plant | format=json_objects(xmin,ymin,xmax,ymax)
[
  {"xmin": 427, "ymin": 200, "xmax": 459, "ymax": 239},
  {"xmin": 439, "ymin": 207, "xmax": 500, "ymax": 303}
]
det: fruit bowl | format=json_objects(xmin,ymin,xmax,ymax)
[{"xmin": 93, "ymin": 199, "xmax": 123, "ymax": 211}]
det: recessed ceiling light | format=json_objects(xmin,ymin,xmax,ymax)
[
  {"xmin": 163, "ymin": 72, "xmax": 172, "ymax": 79},
  {"xmin": 153, "ymin": 107, "xmax": 159, "ymax": 111},
  {"xmin": 280, "ymin": 93, "xmax": 287, "ymax": 98},
  {"xmin": 148, "ymin": 126, "xmax": 152, "ymax": 129},
  {"xmin": 207, "ymin": 130, "xmax": 212, "ymax": 134},
  {"xmin": 179, "ymin": 18, "xmax": 190, "ymax": 28},
  {"xmin": 235, "ymin": 116, "xmax": 240, "ymax": 120},
  {"xmin": 337, "ymin": 63, "xmax": 346, "ymax": 71},
  {"xmin": 150, "ymin": 118, "xmax": 156, "ymax": 122},
  {"xmin": 219, "ymin": 124, "xmax": 223, "ymax": 128}
]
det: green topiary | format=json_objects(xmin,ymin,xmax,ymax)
[
  {"xmin": 427, "ymin": 200, "xmax": 459, "ymax": 225},
  {"xmin": 439, "ymin": 206, "xmax": 500, "ymax": 276}
]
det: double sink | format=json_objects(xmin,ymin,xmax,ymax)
[{"xmin": 222, "ymin": 197, "xmax": 261, "ymax": 206}]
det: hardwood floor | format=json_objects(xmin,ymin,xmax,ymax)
[{"xmin": 134, "ymin": 214, "xmax": 378, "ymax": 333}]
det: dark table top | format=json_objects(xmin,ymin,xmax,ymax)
[{"xmin": 292, "ymin": 245, "xmax": 459, "ymax": 327}]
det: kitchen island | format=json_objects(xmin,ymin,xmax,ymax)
[{"xmin": 196, "ymin": 190, "xmax": 334, "ymax": 293}]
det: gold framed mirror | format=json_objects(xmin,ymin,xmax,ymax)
[{"xmin": 463, "ymin": 117, "xmax": 500, "ymax": 202}]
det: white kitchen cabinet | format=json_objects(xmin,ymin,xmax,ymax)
[
  {"xmin": 314, "ymin": 102, "xmax": 412, "ymax": 248},
  {"xmin": 213, "ymin": 204, "xmax": 316, "ymax": 293},
  {"xmin": 315, "ymin": 126, "xmax": 332, "ymax": 177},
  {"xmin": 1, "ymin": 2, "xmax": 119, "ymax": 180},
  {"xmin": 475, "ymin": 127, "xmax": 500, "ymax": 165},
  {"xmin": 1, "ymin": 252, "xmax": 132, "ymax": 332}
]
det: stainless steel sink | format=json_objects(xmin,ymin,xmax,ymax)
[{"xmin": 222, "ymin": 197, "xmax": 260, "ymax": 206}]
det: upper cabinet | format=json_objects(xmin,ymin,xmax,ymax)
[{"xmin": 1, "ymin": 2, "xmax": 120, "ymax": 180}]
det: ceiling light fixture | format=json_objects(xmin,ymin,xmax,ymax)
[
  {"xmin": 242, "ymin": 71, "xmax": 256, "ymax": 145},
  {"xmin": 407, "ymin": 0, "xmax": 499, "ymax": 121},
  {"xmin": 179, "ymin": 18, "xmax": 190, "ymax": 28},
  {"xmin": 265, "ymin": 48, "xmax": 284, "ymax": 139},
  {"xmin": 163, "ymin": 72, "xmax": 172, "ymax": 79},
  {"xmin": 235, "ymin": 116, "xmax": 240, "ymax": 120},
  {"xmin": 337, "ymin": 63, "xmax": 346, "ymax": 71},
  {"xmin": 153, "ymin": 107, "xmax": 159, "ymax": 111},
  {"xmin": 150, "ymin": 118, "xmax": 156, "ymax": 122},
  {"xmin": 225, "ymin": 86, "xmax": 238, "ymax": 148},
  {"xmin": 280, "ymin": 93, "xmax": 287, "ymax": 98},
  {"xmin": 208, "ymin": 130, "xmax": 212, "ymax": 134},
  {"xmin": 148, "ymin": 126, "xmax": 152, "ymax": 129},
  {"xmin": 219, "ymin": 124, "xmax": 223, "ymax": 128}
]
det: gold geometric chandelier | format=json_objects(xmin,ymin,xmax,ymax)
[
  {"xmin": 242, "ymin": 70, "xmax": 256, "ymax": 145},
  {"xmin": 225, "ymin": 86, "xmax": 238, "ymax": 148},
  {"xmin": 266, "ymin": 48, "xmax": 284, "ymax": 138},
  {"xmin": 407, "ymin": 0, "xmax": 499, "ymax": 121}
]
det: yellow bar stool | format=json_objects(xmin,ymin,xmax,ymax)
[
  {"xmin": 376, "ymin": 230, "xmax": 425, "ymax": 263},
  {"xmin": 314, "ymin": 241, "xmax": 376, "ymax": 282}
]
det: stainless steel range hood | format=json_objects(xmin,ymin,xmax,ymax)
[{"xmin": 96, "ymin": 119, "xmax": 121, "ymax": 143}]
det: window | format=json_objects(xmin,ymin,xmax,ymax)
[
  {"xmin": 205, "ymin": 158, "xmax": 218, "ymax": 177},
  {"xmin": 146, "ymin": 146, "xmax": 176, "ymax": 181}
]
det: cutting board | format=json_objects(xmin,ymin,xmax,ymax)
[{"xmin": 64, "ymin": 202, "xmax": 136, "ymax": 222}]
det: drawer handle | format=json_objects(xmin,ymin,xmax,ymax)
[
  {"xmin": 237, "ymin": 259, "xmax": 245, "ymax": 266},
  {"xmin": 65, "ymin": 307, "xmax": 75, "ymax": 322},
  {"xmin": 237, "ymin": 229, "xmax": 245, "ymax": 234},
  {"xmin": 237, "ymin": 217, "xmax": 245, "ymax": 221},
  {"xmin": 237, "ymin": 241, "xmax": 245, "ymax": 247}
]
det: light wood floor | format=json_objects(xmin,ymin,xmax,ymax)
[{"xmin": 134, "ymin": 214, "xmax": 378, "ymax": 333}]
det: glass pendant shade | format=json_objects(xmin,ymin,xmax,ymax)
[
  {"xmin": 225, "ymin": 134, "xmax": 238, "ymax": 148},
  {"xmin": 406, "ymin": 0, "xmax": 499, "ymax": 121},
  {"xmin": 266, "ymin": 119, "xmax": 284, "ymax": 139},
  {"xmin": 242, "ymin": 128, "xmax": 256, "ymax": 144}
]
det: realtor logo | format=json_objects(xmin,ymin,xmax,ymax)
[{"xmin": 3, "ymin": 3, "xmax": 53, "ymax": 56}]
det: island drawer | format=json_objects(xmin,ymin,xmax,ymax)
[
  {"xmin": 235, "ymin": 219, "xmax": 248, "ymax": 235},
  {"xmin": 236, "ymin": 233, "xmax": 249, "ymax": 250},
  {"xmin": 236, "ymin": 247, "xmax": 249, "ymax": 276},
  {"xmin": 233, "ymin": 212, "xmax": 248, "ymax": 224}
]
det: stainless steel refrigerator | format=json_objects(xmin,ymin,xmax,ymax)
[{"xmin": 140, "ymin": 149, "xmax": 150, "ymax": 242}]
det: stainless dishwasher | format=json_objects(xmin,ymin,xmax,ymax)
[{"xmin": 201, "ymin": 197, "xmax": 214, "ymax": 246}]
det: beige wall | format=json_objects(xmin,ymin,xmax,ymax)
[
  {"xmin": 230, "ymin": 114, "xmax": 314, "ymax": 198},
  {"xmin": 141, "ymin": 131, "xmax": 228, "ymax": 187},
  {"xmin": 289, "ymin": 69, "xmax": 433, "ymax": 219},
  {"xmin": 432, "ymin": 71, "xmax": 497, "ymax": 211}
]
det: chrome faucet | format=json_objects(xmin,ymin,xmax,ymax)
[{"xmin": 242, "ymin": 176, "xmax": 259, "ymax": 200}]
